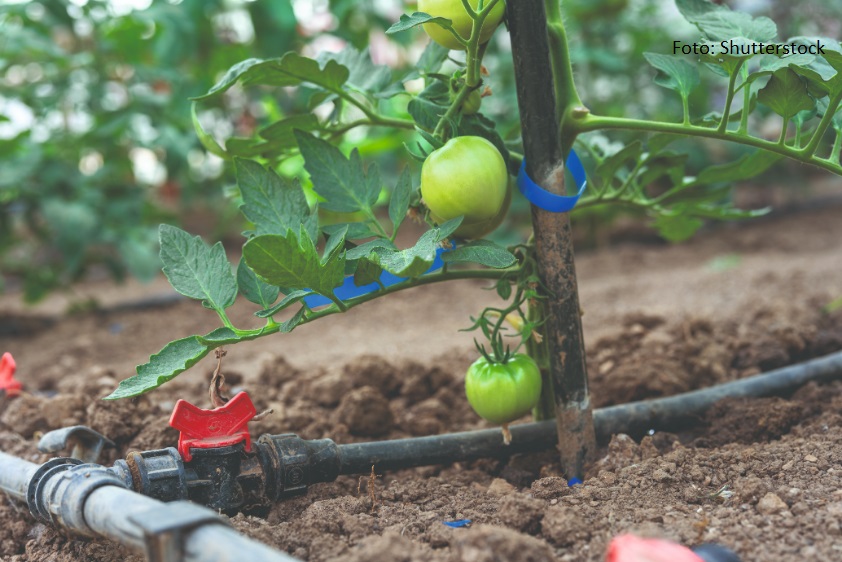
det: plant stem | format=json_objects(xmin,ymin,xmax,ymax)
[
  {"xmin": 829, "ymin": 129, "xmax": 842, "ymax": 164},
  {"xmin": 801, "ymin": 91, "xmax": 842, "ymax": 157},
  {"xmin": 778, "ymin": 120, "xmax": 789, "ymax": 145},
  {"xmin": 572, "ymin": 113, "xmax": 842, "ymax": 175},
  {"xmin": 544, "ymin": 0, "xmax": 584, "ymax": 154},
  {"xmin": 738, "ymin": 65, "xmax": 751, "ymax": 135},
  {"xmin": 718, "ymin": 61, "xmax": 744, "ymax": 133}
]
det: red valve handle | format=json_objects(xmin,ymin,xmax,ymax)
[
  {"xmin": 0, "ymin": 352, "xmax": 22, "ymax": 398},
  {"xmin": 168, "ymin": 391, "xmax": 257, "ymax": 462}
]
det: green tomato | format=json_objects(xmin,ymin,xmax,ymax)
[
  {"xmin": 418, "ymin": 0, "xmax": 506, "ymax": 51},
  {"xmin": 465, "ymin": 353, "xmax": 542, "ymax": 425},
  {"xmin": 421, "ymin": 136, "xmax": 508, "ymax": 238},
  {"xmin": 430, "ymin": 178, "xmax": 511, "ymax": 239}
]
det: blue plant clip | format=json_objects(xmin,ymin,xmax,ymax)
[
  {"xmin": 443, "ymin": 519, "xmax": 472, "ymax": 528},
  {"xmin": 517, "ymin": 149, "xmax": 587, "ymax": 213},
  {"xmin": 302, "ymin": 245, "xmax": 451, "ymax": 308},
  {"xmin": 568, "ymin": 477, "xmax": 583, "ymax": 487}
]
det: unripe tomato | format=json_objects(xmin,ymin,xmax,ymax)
[
  {"xmin": 465, "ymin": 353, "xmax": 542, "ymax": 425},
  {"xmin": 418, "ymin": 0, "xmax": 506, "ymax": 51},
  {"xmin": 421, "ymin": 136, "xmax": 508, "ymax": 239}
]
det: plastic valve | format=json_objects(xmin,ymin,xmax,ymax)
[{"xmin": 168, "ymin": 392, "xmax": 257, "ymax": 462}]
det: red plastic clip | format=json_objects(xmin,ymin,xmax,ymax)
[
  {"xmin": 0, "ymin": 352, "xmax": 22, "ymax": 398},
  {"xmin": 168, "ymin": 392, "xmax": 257, "ymax": 462}
]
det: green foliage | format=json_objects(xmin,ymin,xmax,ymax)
[
  {"xmin": 105, "ymin": 0, "xmax": 842, "ymax": 400},
  {"xmin": 0, "ymin": 0, "xmax": 301, "ymax": 302}
]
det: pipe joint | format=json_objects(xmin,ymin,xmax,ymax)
[{"xmin": 27, "ymin": 458, "xmax": 128, "ymax": 536}]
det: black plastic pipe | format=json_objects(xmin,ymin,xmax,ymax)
[{"xmin": 336, "ymin": 350, "xmax": 842, "ymax": 473}]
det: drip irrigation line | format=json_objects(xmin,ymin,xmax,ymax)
[
  {"xmin": 337, "ymin": 350, "xmax": 842, "ymax": 472},
  {"xmin": 0, "ymin": 451, "xmax": 300, "ymax": 562}
]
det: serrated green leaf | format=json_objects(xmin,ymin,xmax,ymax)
[
  {"xmin": 644, "ymin": 52, "xmax": 700, "ymax": 99},
  {"xmin": 159, "ymin": 225, "xmax": 237, "ymax": 312},
  {"xmin": 322, "ymin": 222, "xmax": 378, "ymax": 240},
  {"xmin": 408, "ymin": 96, "xmax": 448, "ymax": 131},
  {"xmin": 387, "ymin": 12, "xmax": 455, "ymax": 36},
  {"xmin": 192, "ymin": 52, "xmax": 350, "ymax": 102},
  {"xmin": 373, "ymin": 229, "xmax": 438, "ymax": 278},
  {"xmin": 322, "ymin": 225, "xmax": 348, "ymax": 265},
  {"xmin": 758, "ymin": 68, "xmax": 815, "ymax": 121},
  {"xmin": 106, "ymin": 335, "xmax": 210, "ymax": 399},
  {"xmin": 442, "ymin": 240, "xmax": 517, "ymax": 269},
  {"xmin": 676, "ymin": 0, "xmax": 776, "ymax": 42},
  {"xmin": 235, "ymin": 158, "xmax": 312, "ymax": 237},
  {"xmin": 353, "ymin": 254, "xmax": 383, "ymax": 287},
  {"xmin": 237, "ymin": 256, "xmax": 280, "ymax": 309},
  {"xmin": 198, "ymin": 327, "xmax": 239, "ymax": 344},
  {"xmin": 433, "ymin": 217, "xmax": 464, "ymax": 241},
  {"xmin": 318, "ymin": 47, "xmax": 391, "ymax": 96},
  {"xmin": 295, "ymin": 130, "xmax": 381, "ymax": 213},
  {"xmin": 389, "ymin": 167, "xmax": 413, "ymax": 235},
  {"xmin": 744, "ymin": 53, "xmax": 815, "ymax": 88},
  {"xmin": 243, "ymin": 229, "xmax": 344, "ymax": 296},
  {"xmin": 346, "ymin": 239, "xmax": 397, "ymax": 260},
  {"xmin": 255, "ymin": 289, "xmax": 313, "ymax": 318}
]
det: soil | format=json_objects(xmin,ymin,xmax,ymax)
[{"xmin": 2, "ymin": 200, "xmax": 842, "ymax": 561}]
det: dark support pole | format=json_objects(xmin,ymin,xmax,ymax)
[{"xmin": 507, "ymin": 0, "xmax": 596, "ymax": 478}]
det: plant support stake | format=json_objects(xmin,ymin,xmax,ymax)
[{"xmin": 507, "ymin": 0, "xmax": 596, "ymax": 478}]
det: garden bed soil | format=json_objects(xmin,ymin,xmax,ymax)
[{"xmin": 2, "ymin": 202, "xmax": 842, "ymax": 561}]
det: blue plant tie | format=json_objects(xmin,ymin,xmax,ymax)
[
  {"xmin": 302, "ymin": 245, "xmax": 451, "ymax": 308},
  {"xmin": 442, "ymin": 519, "xmax": 472, "ymax": 528},
  {"xmin": 517, "ymin": 149, "xmax": 587, "ymax": 213},
  {"xmin": 568, "ymin": 477, "xmax": 583, "ymax": 486}
]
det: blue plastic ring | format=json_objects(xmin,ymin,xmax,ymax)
[{"xmin": 517, "ymin": 149, "xmax": 587, "ymax": 213}]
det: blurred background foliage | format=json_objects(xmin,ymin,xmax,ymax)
[{"xmin": 1, "ymin": 0, "xmax": 839, "ymax": 303}]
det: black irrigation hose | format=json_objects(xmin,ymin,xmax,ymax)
[{"xmin": 337, "ymin": 350, "xmax": 842, "ymax": 473}]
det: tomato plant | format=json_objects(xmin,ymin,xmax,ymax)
[{"xmin": 104, "ymin": 0, "xmax": 842, "ymax": 470}]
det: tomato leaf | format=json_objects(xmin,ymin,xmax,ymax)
[
  {"xmin": 317, "ymin": 47, "xmax": 392, "ymax": 98},
  {"xmin": 237, "ymin": 256, "xmax": 280, "ymax": 309},
  {"xmin": 373, "ymin": 229, "xmax": 439, "ymax": 278},
  {"xmin": 235, "ymin": 158, "xmax": 315, "ymax": 240},
  {"xmin": 442, "ymin": 240, "xmax": 517, "ymax": 269},
  {"xmin": 159, "ymin": 225, "xmax": 237, "ymax": 313},
  {"xmin": 386, "ymin": 12, "xmax": 454, "ymax": 35},
  {"xmin": 192, "ymin": 53, "xmax": 349, "ymax": 102},
  {"xmin": 295, "ymin": 130, "xmax": 381, "ymax": 214},
  {"xmin": 389, "ymin": 167, "xmax": 413, "ymax": 235},
  {"xmin": 643, "ymin": 52, "xmax": 700, "ymax": 100},
  {"xmin": 243, "ymin": 227, "xmax": 345, "ymax": 296},
  {"xmin": 676, "ymin": 0, "xmax": 776, "ymax": 43},
  {"xmin": 757, "ymin": 68, "xmax": 815, "ymax": 121},
  {"xmin": 353, "ymin": 254, "xmax": 384, "ymax": 287}
]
